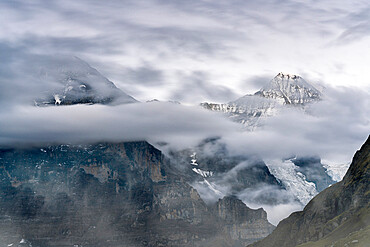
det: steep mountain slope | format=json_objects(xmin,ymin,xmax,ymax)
[
  {"xmin": 0, "ymin": 142, "xmax": 274, "ymax": 247},
  {"xmin": 33, "ymin": 56, "xmax": 137, "ymax": 106},
  {"xmin": 250, "ymin": 135, "xmax": 370, "ymax": 247}
]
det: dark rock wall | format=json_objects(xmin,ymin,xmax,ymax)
[{"xmin": 0, "ymin": 141, "xmax": 274, "ymax": 247}]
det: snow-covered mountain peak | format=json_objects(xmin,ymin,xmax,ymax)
[
  {"xmin": 201, "ymin": 73, "xmax": 323, "ymax": 129},
  {"xmin": 34, "ymin": 56, "xmax": 137, "ymax": 106},
  {"xmin": 255, "ymin": 73, "xmax": 321, "ymax": 105}
]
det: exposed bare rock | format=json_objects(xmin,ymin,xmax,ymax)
[
  {"xmin": 0, "ymin": 141, "xmax": 274, "ymax": 247},
  {"xmin": 214, "ymin": 196, "xmax": 275, "ymax": 246}
]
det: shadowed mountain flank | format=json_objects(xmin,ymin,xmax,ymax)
[{"xmin": 250, "ymin": 136, "xmax": 370, "ymax": 247}]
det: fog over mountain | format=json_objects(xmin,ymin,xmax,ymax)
[
  {"xmin": 0, "ymin": 1, "xmax": 369, "ymax": 243},
  {"xmin": 1, "ymin": 52, "xmax": 368, "ymax": 162},
  {"xmin": 1, "ymin": 52, "xmax": 369, "ymax": 224}
]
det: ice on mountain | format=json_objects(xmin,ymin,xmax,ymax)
[
  {"xmin": 322, "ymin": 159, "xmax": 350, "ymax": 182},
  {"xmin": 202, "ymin": 179, "xmax": 223, "ymax": 196},
  {"xmin": 190, "ymin": 152, "xmax": 199, "ymax": 166},
  {"xmin": 265, "ymin": 159, "xmax": 318, "ymax": 205},
  {"xmin": 19, "ymin": 239, "xmax": 26, "ymax": 244},
  {"xmin": 54, "ymin": 94, "xmax": 61, "ymax": 105},
  {"xmin": 192, "ymin": 168, "xmax": 213, "ymax": 178}
]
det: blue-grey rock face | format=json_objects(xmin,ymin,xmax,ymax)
[{"xmin": 292, "ymin": 156, "xmax": 334, "ymax": 192}]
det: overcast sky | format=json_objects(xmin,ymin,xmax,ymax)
[{"xmin": 1, "ymin": 0, "xmax": 370, "ymax": 103}]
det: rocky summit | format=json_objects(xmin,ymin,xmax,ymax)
[
  {"xmin": 0, "ymin": 141, "xmax": 275, "ymax": 247},
  {"xmin": 200, "ymin": 73, "xmax": 321, "ymax": 129},
  {"xmin": 255, "ymin": 72, "xmax": 321, "ymax": 105}
]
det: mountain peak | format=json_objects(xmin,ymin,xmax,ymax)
[
  {"xmin": 255, "ymin": 73, "xmax": 321, "ymax": 105},
  {"xmin": 34, "ymin": 55, "xmax": 137, "ymax": 106},
  {"xmin": 276, "ymin": 72, "xmax": 301, "ymax": 80}
]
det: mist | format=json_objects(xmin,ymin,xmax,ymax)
[{"xmin": 1, "ymin": 52, "xmax": 369, "ymax": 224}]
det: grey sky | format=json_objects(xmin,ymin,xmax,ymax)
[{"xmin": 1, "ymin": 0, "xmax": 369, "ymax": 103}]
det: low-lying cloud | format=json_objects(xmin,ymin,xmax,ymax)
[
  {"xmin": 2, "ymin": 86, "xmax": 368, "ymax": 167},
  {"xmin": 0, "ymin": 103, "xmax": 239, "ymax": 148}
]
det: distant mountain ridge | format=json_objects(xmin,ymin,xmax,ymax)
[{"xmin": 201, "ymin": 72, "xmax": 322, "ymax": 129}]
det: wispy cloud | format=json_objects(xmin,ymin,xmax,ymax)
[{"xmin": 1, "ymin": 0, "xmax": 369, "ymax": 103}]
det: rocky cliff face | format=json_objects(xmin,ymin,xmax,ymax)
[
  {"xmin": 0, "ymin": 141, "xmax": 274, "ymax": 247},
  {"xmin": 250, "ymin": 136, "xmax": 370, "ymax": 247},
  {"xmin": 214, "ymin": 196, "xmax": 275, "ymax": 246}
]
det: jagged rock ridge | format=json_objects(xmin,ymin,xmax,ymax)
[{"xmin": 215, "ymin": 196, "xmax": 275, "ymax": 246}]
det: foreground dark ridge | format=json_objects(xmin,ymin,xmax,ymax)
[{"xmin": 250, "ymin": 135, "xmax": 370, "ymax": 247}]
